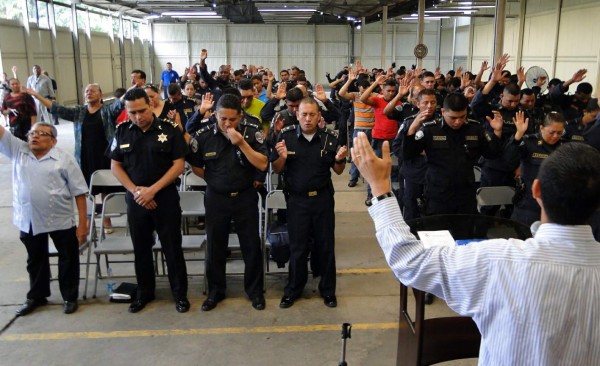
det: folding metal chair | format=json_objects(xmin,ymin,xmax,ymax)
[{"xmin": 262, "ymin": 190, "xmax": 287, "ymax": 275}]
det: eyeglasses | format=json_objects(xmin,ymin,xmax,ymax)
[{"xmin": 27, "ymin": 130, "xmax": 54, "ymax": 138}]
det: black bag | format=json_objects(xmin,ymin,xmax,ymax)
[{"xmin": 268, "ymin": 222, "xmax": 290, "ymax": 268}]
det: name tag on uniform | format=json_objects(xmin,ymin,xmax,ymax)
[
  {"xmin": 465, "ymin": 136, "xmax": 477, "ymax": 141},
  {"xmin": 184, "ymin": 108, "xmax": 193, "ymax": 114},
  {"xmin": 205, "ymin": 152, "xmax": 216, "ymax": 157},
  {"xmin": 432, "ymin": 136, "xmax": 446, "ymax": 141},
  {"xmin": 531, "ymin": 153, "xmax": 549, "ymax": 159},
  {"xmin": 120, "ymin": 144, "xmax": 130, "ymax": 148},
  {"xmin": 287, "ymin": 151, "xmax": 295, "ymax": 155},
  {"xmin": 572, "ymin": 135, "xmax": 584, "ymax": 141}
]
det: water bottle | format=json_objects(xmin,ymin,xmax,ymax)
[{"xmin": 106, "ymin": 267, "xmax": 116, "ymax": 293}]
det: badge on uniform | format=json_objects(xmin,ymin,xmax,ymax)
[
  {"xmin": 189, "ymin": 138, "xmax": 199, "ymax": 153},
  {"xmin": 415, "ymin": 131, "xmax": 424, "ymax": 140},
  {"xmin": 157, "ymin": 133, "xmax": 168, "ymax": 143},
  {"xmin": 255, "ymin": 131, "xmax": 264, "ymax": 144}
]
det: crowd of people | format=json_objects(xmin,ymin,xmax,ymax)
[{"xmin": 2, "ymin": 49, "xmax": 600, "ymax": 322}]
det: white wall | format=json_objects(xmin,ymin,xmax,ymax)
[
  {"xmin": 152, "ymin": 23, "xmax": 350, "ymax": 86},
  {"xmin": 0, "ymin": 18, "xmax": 149, "ymax": 105}
]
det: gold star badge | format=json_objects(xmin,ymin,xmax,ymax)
[{"xmin": 157, "ymin": 133, "xmax": 168, "ymax": 143}]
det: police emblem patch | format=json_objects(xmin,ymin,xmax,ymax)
[
  {"xmin": 415, "ymin": 131, "xmax": 424, "ymax": 140},
  {"xmin": 190, "ymin": 138, "xmax": 199, "ymax": 153},
  {"xmin": 255, "ymin": 131, "xmax": 264, "ymax": 144},
  {"xmin": 157, "ymin": 133, "xmax": 168, "ymax": 143},
  {"xmin": 110, "ymin": 137, "xmax": 117, "ymax": 151}
]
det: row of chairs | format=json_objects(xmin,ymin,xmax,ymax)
[{"xmin": 79, "ymin": 169, "xmax": 287, "ymax": 300}]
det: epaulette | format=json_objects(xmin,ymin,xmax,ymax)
[
  {"xmin": 406, "ymin": 112, "xmax": 419, "ymax": 121},
  {"xmin": 281, "ymin": 124, "xmax": 297, "ymax": 133},
  {"xmin": 245, "ymin": 112, "xmax": 261, "ymax": 122},
  {"xmin": 523, "ymin": 134, "xmax": 539, "ymax": 140},
  {"xmin": 466, "ymin": 119, "xmax": 481, "ymax": 125},
  {"xmin": 194, "ymin": 124, "xmax": 213, "ymax": 137},
  {"xmin": 422, "ymin": 120, "xmax": 437, "ymax": 127},
  {"xmin": 323, "ymin": 128, "xmax": 339, "ymax": 138},
  {"xmin": 240, "ymin": 118, "xmax": 260, "ymax": 130}
]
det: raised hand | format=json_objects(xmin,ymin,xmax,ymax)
[
  {"xmin": 512, "ymin": 110, "xmax": 529, "ymax": 135},
  {"xmin": 460, "ymin": 73, "xmax": 470, "ymax": 89},
  {"xmin": 375, "ymin": 75, "xmax": 387, "ymax": 85},
  {"xmin": 517, "ymin": 66, "xmax": 526, "ymax": 84},
  {"xmin": 455, "ymin": 66, "xmax": 463, "ymax": 77},
  {"xmin": 434, "ymin": 67, "xmax": 442, "ymax": 79},
  {"xmin": 199, "ymin": 92, "xmax": 214, "ymax": 115},
  {"xmin": 486, "ymin": 110, "xmax": 504, "ymax": 133},
  {"xmin": 275, "ymin": 82, "xmax": 287, "ymax": 99},
  {"xmin": 399, "ymin": 77, "xmax": 410, "ymax": 96},
  {"xmin": 497, "ymin": 53, "xmax": 510, "ymax": 67},
  {"xmin": 491, "ymin": 62, "xmax": 506, "ymax": 83},
  {"xmin": 571, "ymin": 69, "xmax": 588, "ymax": 83},
  {"xmin": 273, "ymin": 112, "xmax": 284, "ymax": 134},
  {"xmin": 480, "ymin": 61, "xmax": 490, "ymax": 73},
  {"xmin": 315, "ymin": 83, "xmax": 328, "ymax": 102},
  {"xmin": 200, "ymin": 49, "xmax": 208, "ymax": 61},
  {"xmin": 348, "ymin": 70, "xmax": 356, "ymax": 81}
]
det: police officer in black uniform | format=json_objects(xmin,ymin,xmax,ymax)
[
  {"xmin": 272, "ymin": 97, "xmax": 348, "ymax": 309},
  {"xmin": 510, "ymin": 111, "xmax": 565, "ymax": 226},
  {"xmin": 109, "ymin": 88, "xmax": 190, "ymax": 314},
  {"xmin": 392, "ymin": 89, "xmax": 437, "ymax": 219},
  {"xmin": 471, "ymin": 63, "xmax": 521, "ymax": 216},
  {"xmin": 167, "ymin": 83, "xmax": 197, "ymax": 128},
  {"xmin": 404, "ymin": 93, "xmax": 504, "ymax": 215},
  {"xmin": 187, "ymin": 94, "xmax": 268, "ymax": 311}
]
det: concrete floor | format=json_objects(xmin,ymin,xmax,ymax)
[{"xmin": 0, "ymin": 120, "xmax": 478, "ymax": 366}]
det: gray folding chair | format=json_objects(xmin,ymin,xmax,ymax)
[
  {"xmin": 476, "ymin": 186, "xmax": 515, "ymax": 213},
  {"xmin": 262, "ymin": 190, "xmax": 287, "ymax": 274},
  {"xmin": 90, "ymin": 192, "xmax": 133, "ymax": 298},
  {"xmin": 153, "ymin": 190, "xmax": 207, "ymax": 279}
]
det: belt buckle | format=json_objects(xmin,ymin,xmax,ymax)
[
  {"xmin": 230, "ymin": 192, "xmax": 238, "ymax": 197},
  {"xmin": 308, "ymin": 190, "xmax": 317, "ymax": 197}
]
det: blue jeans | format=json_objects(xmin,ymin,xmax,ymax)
[{"xmin": 349, "ymin": 129, "xmax": 372, "ymax": 182}]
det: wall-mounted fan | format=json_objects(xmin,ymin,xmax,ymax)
[{"xmin": 525, "ymin": 66, "xmax": 549, "ymax": 93}]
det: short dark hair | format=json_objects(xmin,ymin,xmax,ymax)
[
  {"xmin": 357, "ymin": 79, "xmax": 371, "ymax": 89},
  {"xmin": 286, "ymin": 88, "xmax": 304, "ymax": 102},
  {"xmin": 396, "ymin": 69, "xmax": 406, "ymax": 76},
  {"xmin": 144, "ymin": 84, "xmax": 159, "ymax": 94},
  {"xmin": 383, "ymin": 79, "xmax": 398, "ymax": 88},
  {"xmin": 421, "ymin": 71, "xmax": 435, "ymax": 79},
  {"xmin": 443, "ymin": 92, "xmax": 469, "ymax": 111},
  {"xmin": 123, "ymin": 87, "xmax": 149, "ymax": 105},
  {"xmin": 233, "ymin": 69, "xmax": 244, "ymax": 77},
  {"xmin": 221, "ymin": 87, "xmax": 241, "ymax": 98},
  {"xmin": 251, "ymin": 75, "xmax": 262, "ymax": 83},
  {"xmin": 131, "ymin": 69, "xmax": 146, "ymax": 80},
  {"xmin": 447, "ymin": 70, "xmax": 456, "ymax": 77},
  {"xmin": 521, "ymin": 88, "xmax": 534, "ymax": 97},
  {"xmin": 238, "ymin": 79, "xmax": 253, "ymax": 91},
  {"xmin": 297, "ymin": 75, "xmax": 307, "ymax": 82},
  {"xmin": 300, "ymin": 97, "xmax": 318, "ymax": 108},
  {"xmin": 417, "ymin": 88, "xmax": 436, "ymax": 101},
  {"xmin": 447, "ymin": 77, "xmax": 461, "ymax": 89},
  {"xmin": 503, "ymin": 83, "xmax": 522, "ymax": 97},
  {"xmin": 216, "ymin": 94, "xmax": 242, "ymax": 114},
  {"xmin": 548, "ymin": 78, "xmax": 561, "ymax": 88},
  {"xmin": 113, "ymin": 87, "xmax": 127, "ymax": 99},
  {"xmin": 576, "ymin": 82, "xmax": 593, "ymax": 94},
  {"xmin": 538, "ymin": 143, "xmax": 600, "ymax": 224},
  {"xmin": 280, "ymin": 70, "xmax": 289, "ymax": 75},
  {"xmin": 167, "ymin": 83, "xmax": 182, "ymax": 96}
]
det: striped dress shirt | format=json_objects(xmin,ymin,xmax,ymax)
[{"xmin": 369, "ymin": 197, "xmax": 600, "ymax": 365}]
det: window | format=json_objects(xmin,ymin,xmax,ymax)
[
  {"xmin": 27, "ymin": 0, "xmax": 38, "ymax": 23},
  {"xmin": 77, "ymin": 9, "xmax": 87, "ymax": 30},
  {"xmin": 53, "ymin": 4, "xmax": 72, "ymax": 28},
  {"xmin": 0, "ymin": 0, "xmax": 23, "ymax": 21},
  {"xmin": 37, "ymin": 1, "xmax": 49, "ymax": 29},
  {"xmin": 89, "ymin": 12, "xmax": 111, "ymax": 34}
]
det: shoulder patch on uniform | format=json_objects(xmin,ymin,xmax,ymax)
[
  {"xmin": 422, "ymin": 120, "xmax": 437, "ymax": 127},
  {"xmin": 255, "ymin": 131, "xmax": 264, "ymax": 143},
  {"xmin": 240, "ymin": 118, "xmax": 260, "ymax": 130},
  {"xmin": 415, "ymin": 130, "xmax": 425, "ymax": 140},
  {"xmin": 281, "ymin": 124, "xmax": 297, "ymax": 134},
  {"xmin": 466, "ymin": 119, "xmax": 481, "ymax": 125}
]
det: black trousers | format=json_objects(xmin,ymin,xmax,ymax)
[
  {"xmin": 286, "ymin": 190, "xmax": 336, "ymax": 299},
  {"xmin": 204, "ymin": 187, "xmax": 263, "ymax": 298},
  {"xmin": 126, "ymin": 186, "xmax": 188, "ymax": 301},
  {"xmin": 19, "ymin": 226, "xmax": 80, "ymax": 301}
]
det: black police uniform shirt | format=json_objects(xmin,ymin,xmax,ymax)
[
  {"xmin": 108, "ymin": 118, "xmax": 187, "ymax": 187},
  {"xmin": 187, "ymin": 117, "xmax": 267, "ymax": 193},
  {"xmin": 511, "ymin": 133, "xmax": 561, "ymax": 209},
  {"xmin": 393, "ymin": 112, "xmax": 432, "ymax": 185},
  {"xmin": 403, "ymin": 118, "xmax": 502, "ymax": 188},
  {"xmin": 471, "ymin": 90, "xmax": 519, "ymax": 172},
  {"xmin": 270, "ymin": 125, "xmax": 341, "ymax": 194},
  {"xmin": 171, "ymin": 96, "xmax": 197, "ymax": 126}
]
